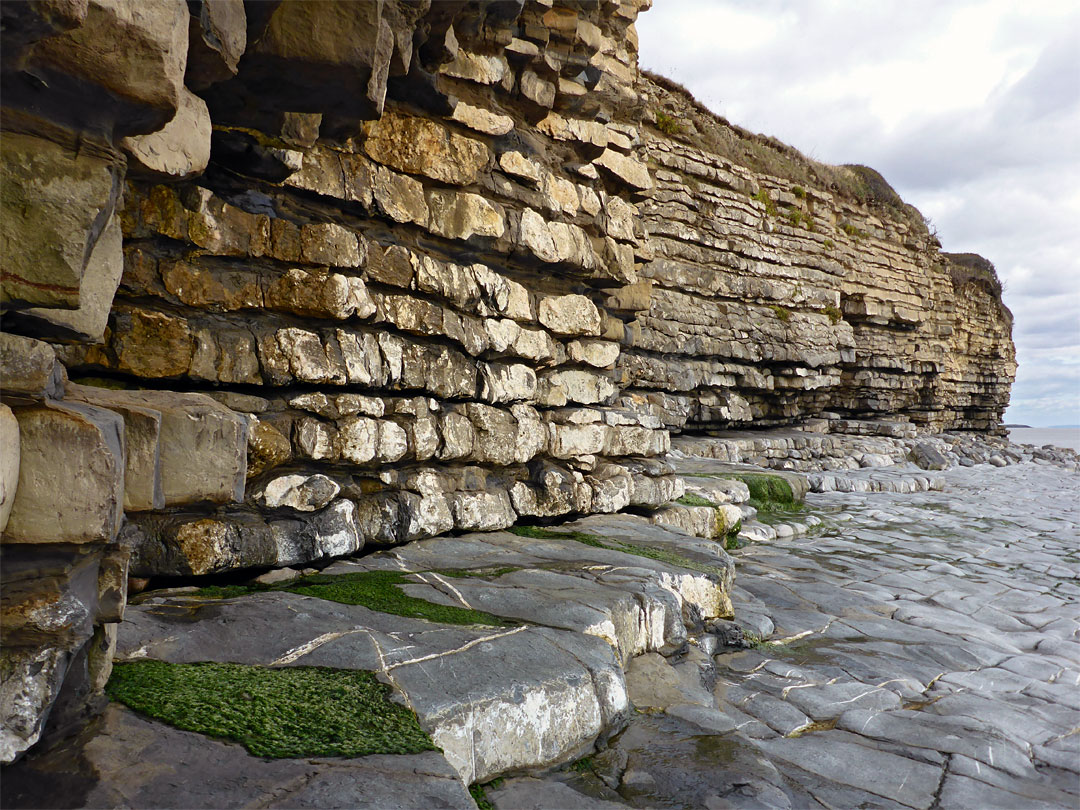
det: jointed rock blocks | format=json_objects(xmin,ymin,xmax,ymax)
[{"xmin": 0, "ymin": 0, "xmax": 1015, "ymax": 766}]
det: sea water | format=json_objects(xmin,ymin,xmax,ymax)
[{"xmin": 1008, "ymin": 427, "xmax": 1080, "ymax": 452}]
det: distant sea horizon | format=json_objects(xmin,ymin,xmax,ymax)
[{"xmin": 1007, "ymin": 427, "xmax": 1080, "ymax": 453}]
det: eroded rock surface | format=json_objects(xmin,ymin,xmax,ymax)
[{"xmin": 0, "ymin": 0, "xmax": 1020, "ymax": 775}]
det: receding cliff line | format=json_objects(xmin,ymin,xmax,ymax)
[{"xmin": 0, "ymin": 0, "xmax": 1014, "ymax": 764}]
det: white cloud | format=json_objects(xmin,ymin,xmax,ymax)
[{"xmin": 637, "ymin": 0, "xmax": 1080, "ymax": 426}]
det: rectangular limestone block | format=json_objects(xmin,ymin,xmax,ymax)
[
  {"xmin": 23, "ymin": 0, "xmax": 190, "ymax": 137},
  {"xmin": 71, "ymin": 390, "xmax": 247, "ymax": 506},
  {"xmin": 0, "ymin": 132, "xmax": 122, "ymax": 310},
  {"xmin": 66, "ymin": 384, "xmax": 164, "ymax": 511},
  {"xmin": 0, "ymin": 405, "xmax": 19, "ymax": 533},
  {"xmin": 0, "ymin": 333, "xmax": 65, "ymax": 400},
  {"xmin": 3, "ymin": 401, "xmax": 125, "ymax": 544},
  {"xmin": 19, "ymin": 212, "xmax": 124, "ymax": 343}
]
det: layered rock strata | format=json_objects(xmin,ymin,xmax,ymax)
[
  {"xmin": 0, "ymin": 0, "xmax": 1015, "ymax": 764},
  {"xmin": 625, "ymin": 79, "xmax": 1016, "ymax": 434}
]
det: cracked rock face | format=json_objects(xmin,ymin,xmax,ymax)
[{"xmin": 0, "ymin": 0, "xmax": 1015, "ymax": 770}]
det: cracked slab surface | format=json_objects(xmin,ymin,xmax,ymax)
[{"xmin": 491, "ymin": 460, "xmax": 1080, "ymax": 809}]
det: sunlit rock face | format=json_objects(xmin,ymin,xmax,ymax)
[{"xmin": 0, "ymin": 0, "xmax": 1013, "ymax": 763}]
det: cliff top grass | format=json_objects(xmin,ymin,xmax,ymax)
[
  {"xmin": 106, "ymin": 660, "xmax": 438, "ymax": 759},
  {"xmin": 641, "ymin": 69, "xmax": 929, "ymax": 235},
  {"xmin": 943, "ymin": 253, "xmax": 1011, "ymax": 317},
  {"xmin": 194, "ymin": 569, "xmax": 513, "ymax": 627}
]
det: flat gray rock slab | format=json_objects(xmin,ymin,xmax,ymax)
[
  {"xmin": 117, "ymin": 591, "xmax": 627, "ymax": 786},
  {"xmin": 0, "ymin": 705, "xmax": 473, "ymax": 810},
  {"xmin": 717, "ymin": 461, "xmax": 1079, "ymax": 808},
  {"xmin": 754, "ymin": 733, "xmax": 942, "ymax": 809},
  {"xmin": 488, "ymin": 779, "xmax": 628, "ymax": 809}
]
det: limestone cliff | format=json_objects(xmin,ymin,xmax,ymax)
[{"xmin": 0, "ymin": 0, "xmax": 1014, "ymax": 763}]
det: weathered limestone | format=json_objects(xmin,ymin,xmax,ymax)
[
  {"xmin": 0, "ymin": 405, "xmax": 19, "ymax": 532},
  {"xmin": 120, "ymin": 86, "xmax": 211, "ymax": 179},
  {"xmin": 20, "ymin": 214, "xmax": 123, "ymax": 342},
  {"xmin": 0, "ymin": 133, "xmax": 122, "ymax": 311},
  {"xmin": 362, "ymin": 111, "xmax": 491, "ymax": 186},
  {"xmin": 0, "ymin": 0, "xmax": 1017, "ymax": 772},
  {"xmin": 0, "ymin": 335, "xmax": 64, "ymax": 400},
  {"xmin": 3, "ymin": 401, "xmax": 124, "ymax": 545}
]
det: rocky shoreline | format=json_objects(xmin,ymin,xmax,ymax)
[
  {"xmin": 3, "ymin": 429, "xmax": 1076, "ymax": 809},
  {"xmin": 0, "ymin": 1, "xmax": 1040, "ymax": 804}
]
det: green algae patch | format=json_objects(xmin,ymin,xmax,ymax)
[
  {"xmin": 508, "ymin": 526, "xmax": 727, "ymax": 578},
  {"xmin": 676, "ymin": 493, "xmax": 718, "ymax": 508},
  {"xmin": 430, "ymin": 566, "xmax": 521, "ymax": 580},
  {"xmin": 106, "ymin": 660, "xmax": 438, "ymax": 758},
  {"xmin": 195, "ymin": 570, "xmax": 512, "ymax": 627},
  {"xmin": 719, "ymin": 473, "xmax": 803, "ymax": 517}
]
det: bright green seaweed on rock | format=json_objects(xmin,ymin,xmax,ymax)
[
  {"xmin": 106, "ymin": 661, "xmax": 438, "ymax": 758},
  {"xmin": 727, "ymin": 473, "xmax": 802, "ymax": 516},
  {"xmin": 195, "ymin": 570, "xmax": 513, "ymax": 627}
]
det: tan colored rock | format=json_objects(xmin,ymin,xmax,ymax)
[
  {"xmin": 26, "ymin": 0, "xmax": 190, "ymax": 136},
  {"xmin": 120, "ymin": 87, "xmax": 211, "ymax": 179},
  {"xmin": 537, "ymin": 113, "xmax": 608, "ymax": 148},
  {"xmin": 538, "ymin": 294, "xmax": 602, "ymax": 336},
  {"xmin": 160, "ymin": 261, "xmax": 263, "ymax": 311},
  {"xmin": 438, "ymin": 50, "xmax": 509, "ymax": 85},
  {"xmin": 542, "ymin": 369, "xmax": 618, "ymax": 405},
  {"xmin": 4, "ymin": 401, "xmax": 124, "ymax": 544},
  {"xmin": 299, "ymin": 223, "xmax": 364, "ymax": 267},
  {"xmin": 520, "ymin": 70, "xmax": 555, "ymax": 109},
  {"xmin": 363, "ymin": 111, "xmax": 491, "ymax": 185},
  {"xmin": 567, "ymin": 339, "xmax": 620, "ymax": 368},
  {"xmin": 69, "ymin": 389, "xmax": 244, "ymax": 507},
  {"xmin": 185, "ymin": 0, "xmax": 247, "ymax": 90},
  {"xmin": 112, "ymin": 309, "xmax": 194, "ymax": 378},
  {"xmin": 426, "ymin": 190, "xmax": 506, "ymax": 241},
  {"xmin": 265, "ymin": 268, "xmax": 375, "ymax": 320},
  {"xmin": 246, "ymin": 418, "xmax": 292, "ymax": 478},
  {"xmin": 604, "ymin": 196, "xmax": 637, "ymax": 242},
  {"xmin": 542, "ymin": 174, "xmax": 580, "ymax": 216},
  {"xmin": 275, "ymin": 328, "xmax": 347, "ymax": 385},
  {"xmin": 479, "ymin": 362, "xmax": 537, "ymax": 404},
  {"xmin": 605, "ymin": 279, "xmax": 653, "ymax": 313},
  {"xmin": 594, "ymin": 149, "xmax": 652, "ymax": 190},
  {"xmin": 259, "ymin": 474, "xmax": 340, "ymax": 512},
  {"xmin": 499, "ymin": 151, "xmax": 543, "ymax": 186},
  {"xmin": 549, "ymin": 423, "xmax": 607, "ymax": 459},
  {"xmin": 66, "ymin": 384, "xmax": 164, "ymax": 512},
  {"xmin": 21, "ymin": 213, "xmax": 123, "ymax": 343},
  {"xmin": 372, "ymin": 165, "xmax": 430, "ymax": 226},
  {"xmin": 451, "ymin": 102, "xmax": 514, "ymax": 136},
  {"xmin": 0, "ymin": 406, "xmax": 19, "ymax": 533},
  {"xmin": 516, "ymin": 210, "xmax": 597, "ymax": 269},
  {"xmin": 0, "ymin": 132, "xmax": 122, "ymax": 310},
  {"xmin": 0, "ymin": 334, "xmax": 64, "ymax": 399}
]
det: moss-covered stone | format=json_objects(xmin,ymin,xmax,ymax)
[
  {"xmin": 106, "ymin": 660, "xmax": 438, "ymax": 758},
  {"xmin": 195, "ymin": 570, "xmax": 513, "ymax": 626},
  {"xmin": 727, "ymin": 473, "xmax": 802, "ymax": 515},
  {"xmin": 676, "ymin": 493, "xmax": 718, "ymax": 508}
]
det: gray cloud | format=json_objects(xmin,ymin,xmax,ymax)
[{"xmin": 638, "ymin": 0, "xmax": 1080, "ymax": 426}]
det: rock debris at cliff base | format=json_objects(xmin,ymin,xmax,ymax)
[
  {"xmin": 3, "ymin": 450, "xmax": 1078, "ymax": 809},
  {"xmin": 0, "ymin": 0, "xmax": 1027, "ymax": 797}
]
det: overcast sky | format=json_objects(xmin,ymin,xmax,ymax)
[{"xmin": 637, "ymin": 0, "xmax": 1080, "ymax": 427}]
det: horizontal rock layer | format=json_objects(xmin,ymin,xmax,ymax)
[{"xmin": 0, "ymin": 0, "xmax": 1014, "ymax": 765}]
